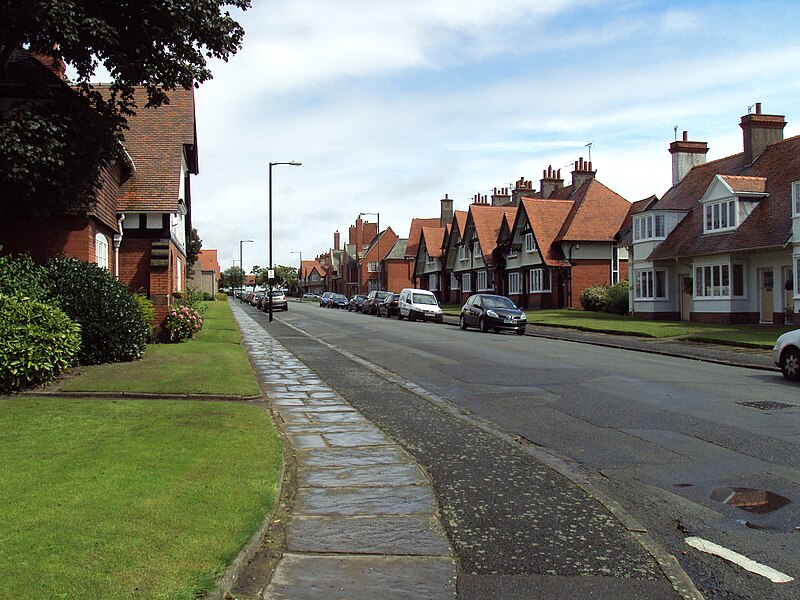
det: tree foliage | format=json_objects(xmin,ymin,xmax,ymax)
[
  {"xmin": 220, "ymin": 265, "xmax": 244, "ymax": 290},
  {"xmin": 0, "ymin": 0, "xmax": 250, "ymax": 216},
  {"xmin": 186, "ymin": 227, "xmax": 203, "ymax": 277}
]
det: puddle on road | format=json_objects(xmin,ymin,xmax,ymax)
[
  {"xmin": 711, "ymin": 487, "xmax": 791, "ymax": 514},
  {"xmin": 673, "ymin": 483, "xmax": 693, "ymax": 488}
]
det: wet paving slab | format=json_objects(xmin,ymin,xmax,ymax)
[{"xmin": 230, "ymin": 303, "xmax": 455, "ymax": 599}]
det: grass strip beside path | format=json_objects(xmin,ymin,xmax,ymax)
[
  {"xmin": 0, "ymin": 397, "xmax": 281, "ymax": 599},
  {"xmin": 62, "ymin": 301, "xmax": 260, "ymax": 396}
]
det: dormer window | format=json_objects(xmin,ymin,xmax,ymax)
[
  {"xmin": 458, "ymin": 244, "xmax": 469, "ymax": 261},
  {"xmin": 426, "ymin": 252, "xmax": 435, "ymax": 265},
  {"xmin": 473, "ymin": 240, "xmax": 481, "ymax": 257},
  {"xmin": 507, "ymin": 248, "xmax": 518, "ymax": 259},
  {"xmin": 633, "ymin": 214, "xmax": 665, "ymax": 241},
  {"xmin": 524, "ymin": 232, "xmax": 536, "ymax": 252},
  {"xmin": 704, "ymin": 199, "xmax": 737, "ymax": 233}
]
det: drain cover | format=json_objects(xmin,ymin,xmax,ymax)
[{"xmin": 738, "ymin": 401, "xmax": 794, "ymax": 411}]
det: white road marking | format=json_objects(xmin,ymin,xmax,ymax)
[{"xmin": 685, "ymin": 536, "xmax": 794, "ymax": 584}]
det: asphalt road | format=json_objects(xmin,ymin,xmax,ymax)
[{"xmin": 251, "ymin": 300, "xmax": 800, "ymax": 599}]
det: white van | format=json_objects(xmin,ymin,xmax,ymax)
[{"xmin": 397, "ymin": 288, "xmax": 443, "ymax": 322}]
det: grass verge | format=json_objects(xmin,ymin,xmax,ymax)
[
  {"xmin": 0, "ymin": 397, "xmax": 281, "ymax": 599},
  {"xmin": 62, "ymin": 301, "xmax": 260, "ymax": 396}
]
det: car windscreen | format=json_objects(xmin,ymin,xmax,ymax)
[
  {"xmin": 482, "ymin": 296, "xmax": 517, "ymax": 309},
  {"xmin": 412, "ymin": 293, "xmax": 438, "ymax": 305},
  {"xmin": 376, "ymin": 292, "xmax": 391, "ymax": 299}
]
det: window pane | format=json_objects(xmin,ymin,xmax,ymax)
[
  {"xmin": 728, "ymin": 201, "xmax": 736, "ymax": 227},
  {"xmin": 705, "ymin": 206, "xmax": 712, "ymax": 231},
  {"xmin": 542, "ymin": 269, "xmax": 551, "ymax": 291},
  {"xmin": 655, "ymin": 271, "xmax": 666, "ymax": 298},
  {"xmin": 646, "ymin": 216, "xmax": 653, "ymax": 238},
  {"xmin": 721, "ymin": 264, "xmax": 730, "ymax": 296},
  {"xmin": 655, "ymin": 215, "xmax": 665, "ymax": 238},
  {"xmin": 713, "ymin": 204, "xmax": 720, "ymax": 229},
  {"xmin": 695, "ymin": 267, "xmax": 702, "ymax": 296},
  {"xmin": 732, "ymin": 264, "xmax": 744, "ymax": 296},
  {"xmin": 704, "ymin": 266, "xmax": 712, "ymax": 296}
]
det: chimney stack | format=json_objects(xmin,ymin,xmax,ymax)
[
  {"xmin": 471, "ymin": 194, "xmax": 488, "ymax": 205},
  {"xmin": 511, "ymin": 177, "xmax": 534, "ymax": 206},
  {"xmin": 669, "ymin": 130, "xmax": 709, "ymax": 185},
  {"xmin": 440, "ymin": 193, "xmax": 454, "ymax": 228},
  {"xmin": 570, "ymin": 157, "xmax": 596, "ymax": 191},
  {"xmin": 334, "ymin": 230, "xmax": 340, "ymax": 250},
  {"xmin": 740, "ymin": 102, "xmax": 786, "ymax": 165},
  {"xmin": 491, "ymin": 187, "xmax": 511, "ymax": 207},
  {"xmin": 539, "ymin": 166, "xmax": 563, "ymax": 199}
]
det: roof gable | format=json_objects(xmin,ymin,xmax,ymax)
[
  {"xmin": 406, "ymin": 218, "xmax": 440, "ymax": 258},
  {"xmin": 517, "ymin": 198, "xmax": 573, "ymax": 267},
  {"xmin": 557, "ymin": 179, "xmax": 631, "ymax": 242}
]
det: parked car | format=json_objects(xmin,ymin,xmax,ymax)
[
  {"xmin": 362, "ymin": 290, "xmax": 391, "ymax": 315},
  {"xmin": 302, "ymin": 293, "xmax": 319, "ymax": 300},
  {"xmin": 319, "ymin": 291, "xmax": 333, "ymax": 307},
  {"xmin": 348, "ymin": 294, "xmax": 368, "ymax": 312},
  {"xmin": 245, "ymin": 291, "xmax": 256, "ymax": 305},
  {"xmin": 377, "ymin": 293, "xmax": 399, "ymax": 318},
  {"xmin": 397, "ymin": 288, "xmax": 443, "ymax": 322},
  {"xmin": 459, "ymin": 294, "xmax": 526, "ymax": 335},
  {"xmin": 773, "ymin": 329, "xmax": 800, "ymax": 380},
  {"xmin": 263, "ymin": 289, "xmax": 288, "ymax": 311},
  {"xmin": 328, "ymin": 293, "xmax": 349, "ymax": 309}
]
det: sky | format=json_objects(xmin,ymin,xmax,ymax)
[{"xmin": 187, "ymin": 0, "xmax": 800, "ymax": 274}]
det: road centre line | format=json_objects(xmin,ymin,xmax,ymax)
[{"xmin": 685, "ymin": 537, "xmax": 794, "ymax": 584}]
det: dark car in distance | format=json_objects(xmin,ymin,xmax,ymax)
[
  {"xmin": 362, "ymin": 290, "xmax": 391, "ymax": 315},
  {"xmin": 319, "ymin": 291, "xmax": 333, "ymax": 307},
  {"xmin": 459, "ymin": 294, "xmax": 526, "ymax": 335},
  {"xmin": 348, "ymin": 294, "xmax": 368, "ymax": 312},
  {"xmin": 328, "ymin": 293, "xmax": 349, "ymax": 309},
  {"xmin": 377, "ymin": 293, "xmax": 399, "ymax": 318}
]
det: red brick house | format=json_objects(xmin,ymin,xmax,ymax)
[
  {"xmin": 0, "ymin": 50, "xmax": 199, "ymax": 337},
  {"xmin": 298, "ymin": 259, "xmax": 327, "ymax": 296},
  {"xmin": 188, "ymin": 248, "xmax": 220, "ymax": 297}
]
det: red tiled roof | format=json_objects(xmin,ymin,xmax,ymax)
[
  {"xmin": 197, "ymin": 249, "xmax": 219, "ymax": 274},
  {"xmin": 557, "ymin": 179, "xmax": 631, "ymax": 242},
  {"xmin": 406, "ymin": 218, "xmax": 440, "ymax": 258},
  {"xmin": 649, "ymin": 135, "xmax": 800, "ymax": 260},
  {"xmin": 468, "ymin": 204, "xmax": 517, "ymax": 263},
  {"xmin": 719, "ymin": 175, "xmax": 768, "ymax": 194},
  {"xmin": 520, "ymin": 199, "xmax": 574, "ymax": 267},
  {"xmin": 116, "ymin": 86, "xmax": 197, "ymax": 212},
  {"xmin": 617, "ymin": 195, "xmax": 658, "ymax": 247},
  {"xmin": 419, "ymin": 227, "xmax": 446, "ymax": 258},
  {"xmin": 301, "ymin": 259, "xmax": 327, "ymax": 278}
]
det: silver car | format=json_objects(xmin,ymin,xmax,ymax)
[
  {"xmin": 264, "ymin": 290, "xmax": 288, "ymax": 311},
  {"xmin": 773, "ymin": 329, "xmax": 800, "ymax": 380}
]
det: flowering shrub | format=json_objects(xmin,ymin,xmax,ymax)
[{"xmin": 166, "ymin": 304, "xmax": 204, "ymax": 342}]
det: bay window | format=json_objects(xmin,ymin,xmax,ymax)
[
  {"xmin": 703, "ymin": 199, "xmax": 737, "ymax": 233},
  {"xmin": 694, "ymin": 262, "xmax": 745, "ymax": 298},
  {"xmin": 633, "ymin": 214, "xmax": 666, "ymax": 241},
  {"xmin": 634, "ymin": 269, "xmax": 667, "ymax": 300}
]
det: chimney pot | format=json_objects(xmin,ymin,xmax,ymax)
[
  {"xmin": 755, "ymin": 102, "xmax": 761, "ymax": 114},
  {"xmin": 682, "ymin": 130, "xmax": 688, "ymax": 141}
]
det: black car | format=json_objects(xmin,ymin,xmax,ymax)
[
  {"xmin": 362, "ymin": 290, "xmax": 391, "ymax": 315},
  {"xmin": 348, "ymin": 294, "xmax": 368, "ymax": 312},
  {"xmin": 459, "ymin": 294, "xmax": 526, "ymax": 335},
  {"xmin": 377, "ymin": 293, "xmax": 399, "ymax": 318},
  {"xmin": 328, "ymin": 293, "xmax": 349, "ymax": 309}
]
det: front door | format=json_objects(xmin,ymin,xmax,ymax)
[
  {"xmin": 760, "ymin": 268, "xmax": 774, "ymax": 323},
  {"xmin": 680, "ymin": 276, "xmax": 692, "ymax": 321}
]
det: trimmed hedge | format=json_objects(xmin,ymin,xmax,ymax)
[
  {"xmin": 0, "ymin": 294, "xmax": 81, "ymax": 393},
  {"xmin": 580, "ymin": 285, "xmax": 608, "ymax": 312},
  {"xmin": 580, "ymin": 280, "xmax": 630, "ymax": 315},
  {"xmin": 45, "ymin": 257, "xmax": 149, "ymax": 365},
  {"xmin": 0, "ymin": 252, "xmax": 52, "ymax": 302}
]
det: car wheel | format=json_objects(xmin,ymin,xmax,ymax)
[
  {"xmin": 515, "ymin": 328, "xmax": 524, "ymax": 336},
  {"xmin": 479, "ymin": 317, "xmax": 490, "ymax": 333},
  {"xmin": 781, "ymin": 347, "xmax": 800, "ymax": 381},
  {"xmin": 459, "ymin": 315, "xmax": 467, "ymax": 330},
  {"xmin": 493, "ymin": 328, "xmax": 501, "ymax": 333}
]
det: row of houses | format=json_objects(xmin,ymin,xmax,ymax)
[{"xmin": 302, "ymin": 104, "xmax": 800, "ymax": 325}]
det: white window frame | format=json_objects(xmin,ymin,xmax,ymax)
[
  {"xmin": 530, "ymin": 268, "xmax": 551, "ymax": 293},
  {"xmin": 458, "ymin": 245, "xmax": 469, "ymax": 262},
  {"xmin": 693, "ymin": 262, "xmax": 745, "ymax": 299},
  {"xmin": 507, "ymin": 247, "xmax": 518, "ymax": 259},
  {"xmin": 426, "ymin": 252, "xmax": 435, "ymax": 265},
  {"xmin": 476, "ymin": 270, "xmax": 489, "ymax": 291},
  {"xmin": 95, "ymin": 233, "xmax": 109, "ymax": 271},
  {"xmin": 633, "ymin": 214, "xmax": 666, "ymax": 241},
  {"xmin": 176, "ymin": 256, "xmax": 183, "ymax": 292},
  {"xmin": 368, "ymin": 261, "xmax": 379, "ymax": 272},
  {"xmin": 634, "ymin": 269, "xmax": 667, "ymax": 300},
  {"xmin": 428, "ymin": 273, "xmax": 439, "ymax": 291},
  {"xmin": 462, "ymin": 273, "xmax": 472, "ymax": 292},
  {"xmin": 524, "ymin": 232, "xmax": 536, "ymax": 253},
  {"xmin": 450, "ymin": 273, "xmax": 459, "ymax": 290},
  {"xmin": 473, "ymin": 240, "xmax": 482, "ymax": 257},
  {"xmin": 611, "ymin": 245, "xmax": 619, "ymax": 284},
  {"xmin": 367, "ymin": 278, "xmax": 379, "ymax": 292},
  {"xmin": 508, "ymin": 271, "xmax": 522, "ymax": 295},
  {"xmin": 311, "ymin": 272, "xmax": 320, "ymax": 282},
  {"xmin": 793, "ymin": 181, "xmax": 800, "ymax": 217},
  {"xmin": 703, "ymin": 199, "xmax": 737, "ymax": 233}
]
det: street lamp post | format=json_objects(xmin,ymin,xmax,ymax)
[
  {"xmin": 359, "ymin": 212, "xmax": 381, "ymax": 292},
  {"xmin": 239, "ymin": 240, "xmax": 253, "ymax": 298},
  {"xmin": 290, "ymin": 251, "xmax": 302, "ymax": 297},
  {"xmin": 269, "ymin": 161, "xmax": 302, "ymax": 322}
]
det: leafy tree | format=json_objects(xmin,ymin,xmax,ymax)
[
  {"xmin": 274, "ymin": 265, "xmax": 298, "ymax": 292},
  {"xmin": 0, "ymin": 0, "xmax": 250, "ymax": 217},
  {"xmin": 220, "ymin": 265, "xmax": 243, "ymax": 290},
  {"xmin": 186, "ymin": 227, "xmax": 202, "ymax": 277}
]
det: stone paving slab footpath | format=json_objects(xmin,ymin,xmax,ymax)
[{"xmin": 230, "ymin": 302, "xmax": 456, "ymax": 599}]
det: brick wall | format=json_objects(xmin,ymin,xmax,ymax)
[
  {"xmin": 384, "ymin": 259, "xmax": 414, "ymax": 293},
  {"xmin": 690, "ymin": 311, "xmax": 759, "ymax": 325},
  {"xmin": 570, "ymin": 260, "xmax": 613, "ymax": 309}
]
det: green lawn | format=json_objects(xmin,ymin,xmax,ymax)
[
  {"xmin": 441, "ymin": 305, "xmax": 794, "ymax": 347},
  {"xmin": 0, "ymin": 397, "xmax": 281, "ymax": 599},
  {"xmin": 62, "ymin": 301, "xmax": 260, "ymax": 396}
]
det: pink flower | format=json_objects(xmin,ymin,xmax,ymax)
[{"xmin": 178, "ymin": 315, "xmax": 184, "ymax": 320}]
